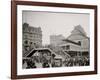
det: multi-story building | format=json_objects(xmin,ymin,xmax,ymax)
[
  {"xmin": 59, "ymin": 25, "xmax": 89, "ymax": 58},
  {"xmin": 50, "ymin": 35, "xmax": 66, "ymax": 46},
  {"xmin": 23, "ymin": 23, "xmax": 42, "ymax": 57}
]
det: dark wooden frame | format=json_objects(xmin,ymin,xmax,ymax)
[{"xmin": 11, "ymin": 0, "xmax": 97, "ymax": 79}]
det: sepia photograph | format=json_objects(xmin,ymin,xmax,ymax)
[{"xmin": 22, "ymin": 11, "xmax": 90, "ymax": 69}]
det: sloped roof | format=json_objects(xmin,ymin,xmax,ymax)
[
  {"xmin": 71, "ymin": 25, "xmax": 87, "ymax": 35},
  {"xmin": 26, "ymin": 48, "xmax": 55, "ymax": 57},
  {"xmin": 67, "ymin": 25, "xmax": 89, "ymax": 40}
]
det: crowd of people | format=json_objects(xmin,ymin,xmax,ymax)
[
  {"xmin": 63, "ymin": 56, "xmax": 89, "ymax": 66},
  {"xmin": 23, "ymin": 55, "xmax": 89, "ymax": 69},
  {"xmin": 23, "ymin": 59, "xmax": 51, "ymax": 69}
]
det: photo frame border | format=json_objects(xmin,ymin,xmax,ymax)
[{"xmin": 11, "ymin": 1, "xmax": 97, "ymax": 79}]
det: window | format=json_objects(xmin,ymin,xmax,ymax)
[
  {"xmin": 30, "ymin": 42, "xmax": 33, "ymax": 44},
  {"xmin": 78, "ymin": 41, "xmax": 81, "ymax": 46},
  {"xmin": 24, "ymin": 40, "xmax": 28, "ymax": 44},
  {"xmin": 66, "ymin": 45, "xmax": 70, "ymax": 50}
]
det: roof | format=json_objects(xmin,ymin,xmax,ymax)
[
  {"xmin": 26, "ymin": 48, "xmax": 56, "ymax": 57},
  {"xmin": 67, "ymin": 25, "xmax": 89, "ymax": 40}
]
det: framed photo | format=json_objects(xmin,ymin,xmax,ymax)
[{"xmin": 11, "ymin": 1, "xmax": 97, "ymax": 79}]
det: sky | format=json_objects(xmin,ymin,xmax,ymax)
[{"xmin": 22, "ymin": 11, "xmax": 90, "ymax": 45}]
